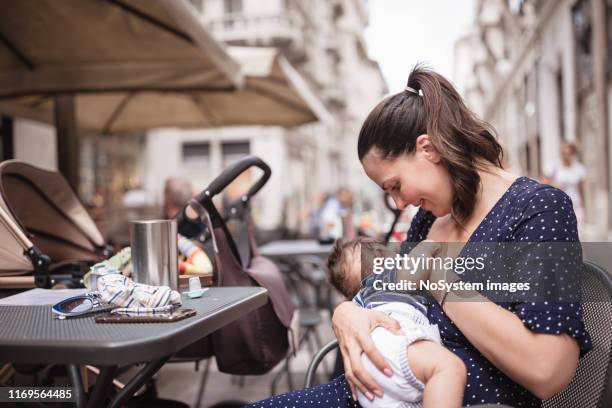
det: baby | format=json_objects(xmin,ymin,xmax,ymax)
[{"xmin": 327, "ymin": 238, "xmax": 467, "ymax": 408}]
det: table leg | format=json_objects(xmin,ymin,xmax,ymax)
[
  {"xmin": 194, "ymin": 358, "xmax": 211, "ymax": 408},
  {"xmin": 107, "ymin": 355, "xmax": 171, "ymax": 408},
  {"xmin": 86, "ymin": 366, "xmax": 118, "ymax": 408},
  {"xmin": 67, "ymin": 364, "xmax": 86, "ymax": 408}
]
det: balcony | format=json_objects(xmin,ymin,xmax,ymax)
[{"xmin": 204, "ymin": 13, "xmax": 306, "ymax": 59}]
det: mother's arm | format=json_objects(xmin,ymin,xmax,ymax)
[
  {"xmin": 440, "ymin": 187, "xmax": 584, "ymax": 399},
  {"xmin": 440, "ymin": 293, "xmax": 579, "ymax": 399},
  {"xmin": 333, "ymin": 286, "xmax": 580, "ymax": 401},
  {"xmin": 332, "ymin": 240, "xmax": 444, "ymax": 399},
  {"xmin": 332, "ymin": 301, "xmax": 402, "ymax": 400}
]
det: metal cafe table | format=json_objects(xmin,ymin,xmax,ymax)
[
  {"xmin": 259, "ymin": 239, "xmax": 335, "ymax": 313},
  {"xmin": 0, "ymin": 287, "xmax": 267, "ymax": 408},
  {"xmin": 259, "ymin": 239, "xmax": 333, "ymax": 259}
]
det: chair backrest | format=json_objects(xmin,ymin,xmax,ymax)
[
  {"xmin": 304, "ymin": 339, "xmax": 338, "ymax": 388},
  {"xmin": 306, "ymin": 262, "xmax": 612, "ymax": 408},
  {"xmin": 543, "ymin": 261, "xmax": 612, "ymax": 408}
]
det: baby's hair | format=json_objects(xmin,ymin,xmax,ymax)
[
  {"xmin": 327, "ymin": 237, "xmax": 384, "ymax": 299},
  {"xmin": 326, "ymin": 239, "xmax": 362, "ymax": 299}
]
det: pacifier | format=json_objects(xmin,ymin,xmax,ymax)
[{"xmin": 185, "ymin": 276, "xmax": 208, "ymax": 299}]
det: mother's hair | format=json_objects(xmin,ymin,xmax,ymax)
[{"xmin": 357, "ymin": 64, "xmax": 504, "ymax": 222}]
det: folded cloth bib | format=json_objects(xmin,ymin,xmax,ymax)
[{"xmin": 97, "ymin": 273, "xmax": 181, "ymax": 316}]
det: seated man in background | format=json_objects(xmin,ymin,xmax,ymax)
[
  {"xmin": 163, "ymin": 176, "xmax": 205, "ymax": 239},
  {"xmin": 163, "ymin": 177, "xmax": 193, "ymax": 219},
  {"xmin": 163, "ymin": 176, "xmax": 214, "ymax": 276}
]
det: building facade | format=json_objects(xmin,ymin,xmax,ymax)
[
  {"xmin": 143, "ymin": 0, "xmax": 387, "ymax": 233},
  {"xmin": 454, "ymin": 0, "xmax": 611, "ymax": 239}
]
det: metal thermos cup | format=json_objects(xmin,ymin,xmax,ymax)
[{"xmin": 129, "ymin": 219, "xmax": 178, "ymax": 290}]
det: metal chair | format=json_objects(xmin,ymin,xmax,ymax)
[
  {"xmin": 269, "ymin": 256, "xmax": 330, "ymax": 395},
  {"xmin": 304, "ymin": 339, "xmax": 338, "ymax": 388},
  {"xmin": 542, "ymin": 261, "xmax": 612, "ymax": 408},
  {"xmin": 304, "ymin": 262, "xmax": 612, "ymax": 408}
]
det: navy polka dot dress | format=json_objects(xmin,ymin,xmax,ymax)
[
  {"xmin": 247, "ymin": 177, "xmax": 592, "ymax": 407},
  {"xmin": 408, "ymin": 177, "xmax": 592, "ymax": 406}
]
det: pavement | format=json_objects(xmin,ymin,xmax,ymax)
[{"xmin": 155, "ymin": 311, "xmax": 338, "ymax": 407}]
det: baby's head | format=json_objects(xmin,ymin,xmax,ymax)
[
  {"xmin": 326, "ymin": 239, "xmax": 363, "ymax": 299},
  {"xmin": 327, "ymin": 237, "xmax": 397, "ymax": 299}
]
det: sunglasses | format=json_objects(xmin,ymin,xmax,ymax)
[{"xmin": 51, "ymin": 292, "xmax": 107, "ymax": 319}]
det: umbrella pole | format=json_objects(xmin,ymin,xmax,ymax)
[
  {"xmin": 54, "ymin": 95, "xmax": 79, "ymax": 191},
  {"xmin": 1, "ymin": 116, "xmax": 14, "ymax": 160}
]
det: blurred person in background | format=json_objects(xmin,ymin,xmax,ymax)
[
  {"xmin": 357, "ymin": 198, "xmax": 380, "ymax": 238},
  {"xmin": 163, "ymin": 177, "xmax": 193, "ymax": 219},
  {"xmin": 542, "ymin": 142, "xmax": 586, "ymax": 224},
  {"xmin": 163, "ymin": 176, "xmax": 209, "ymax": 247},
  {"xmin": 302, "ymin": 192, "xmax": 329, "ymax": 238},
  {"xmin": 318, "ymin": 187, "xmax": 356, "ymax": 243}
]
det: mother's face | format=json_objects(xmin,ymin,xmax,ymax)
[{"xmin": 361, "ymin": 134, "xmax": 453, "ymax": 217}]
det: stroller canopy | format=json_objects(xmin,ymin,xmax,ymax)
[{"xmin": 0, "ymin": 161, "xmax": 105, "ymax": 276}]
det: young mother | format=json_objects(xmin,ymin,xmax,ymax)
[{"xmin": 248, "ymin": 66, "xmax": 591, "ymax": 407}]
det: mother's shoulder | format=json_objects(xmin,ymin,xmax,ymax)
[
  {"xmin": 511, "ymin": 177, "xmax": 573, "ymax": 212},
  {"xmin": 510, "ymin": 178, "xmax": 578, "ymax": 241}
]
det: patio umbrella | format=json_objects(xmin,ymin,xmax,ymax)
[
  {"xmin": 0, "ymin": 47, "xmax": 331, "ymax": 133},
  {"xmin": 0, "ymin": 0, "xmax": 242, "ymax": 97}
]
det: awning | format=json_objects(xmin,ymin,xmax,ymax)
[{"xmin": 0, "ymin": 47, "xmax": 332, "ymax": 132}]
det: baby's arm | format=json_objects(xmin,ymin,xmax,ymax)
[{"xmin": 408, "ymin": 340, "xmax": 467, "ymax": 408}]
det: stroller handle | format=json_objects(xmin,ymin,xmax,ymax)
[
  {"xmin": 195, "ymin": 155, "xmax": 271, "ymax": 204},
  {"xmin": 384, "ymin": 192, "xmax": 403, "ymax": 244},
  {"xmin": 176, "ymin": 155, "xmax": 271, "ymax": 238},
  {"xmin": 384, "ymin": 192, "xmax": 402, "ymax": 215}
]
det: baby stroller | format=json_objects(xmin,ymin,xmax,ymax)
[
  {"xmin": 0, "ymin": 160, "xmax": 112, "ymax": 395},
  {"xmin": 0, "ymin": 160, "xmax": 109, "ymax": 290},
  {"xmin": 175, "ymin": 155, "xmax": 296, "ymax": 405}
]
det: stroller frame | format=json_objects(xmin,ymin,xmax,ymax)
[{"xmin": 0, "ymin": 160, "xmax": 108, "ymax": 289}]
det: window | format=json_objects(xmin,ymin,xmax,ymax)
[
  {"xmin": 221, "ymin": 141, "xmax": 251, "ymax": 201},
  {"xmin": 573, "ymin": 0, "xmax": 593, "ymax": 93},
  {"xmin": 182, "ymin": 142, "xmax": 210, "ymax": 164},
  {"xmin": 223, "ymin": 0, "xmax": 242, "ymax": 14},
  {"xmin": 188, "ymin": 0, "xmax": 203, "ymax": 12},
  {"xmin": 535, "ymin": 134, "xmax": 542, "ymax": 177},
  {"xmin": 524, "ymin": 142, "xmax": 531, "ymax": 176},
  {"xmin": 507, "ymin": 0, "xmax": 526, "ymax": 14},
  {"xmin": 333, "ymin": 3, "xmax": 344, "ymax": 20},
  {"xmin": 222, "ymin": 141, "xmax": 250, "ymax": 167},
  {"xmin": 556, "ymin": 68, "xmax": 565, "ymax": 140},
  {"xmin": 608, "ymin": 0, "xmax": 612, "ymax": 75}
]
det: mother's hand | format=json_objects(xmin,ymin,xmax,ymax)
[{"xmin": 331, "ymin": 301, "xmax": 402, "ymax": 400}]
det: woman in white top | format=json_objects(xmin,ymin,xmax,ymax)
[{"xmin": 543, "ymin": 142, "xmax": 586, "ymax": 224}]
